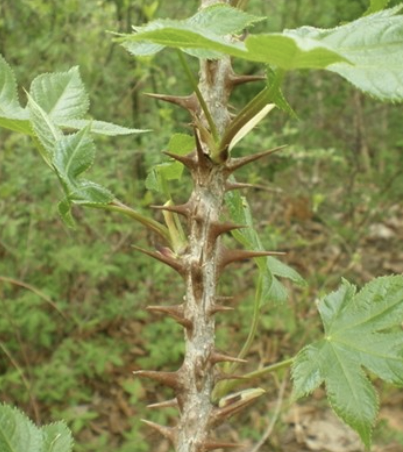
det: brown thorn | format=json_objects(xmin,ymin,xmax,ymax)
[
  {"xmin": 210, "ymin": 351, "xmax": 247, "ymax": 365},
  {"xmin": 210, "ymin": 395, "xmax": 262, "ymax": 426},
  {"xmin": 199, "ymin": 440, "xmax": 242, "ymax": 451},
  {"xmin": 133, "ymin": 370, "xmax": 181, "ymax": 390},
  {"xmin": 225, "ymin": 181, "xmax": 256, "ymax": 192},
  {"xmin": 209, "ymin": 221, "xmax": 246, "ymax": 241},
  {"xmin": 147, "ymin": 305, "xmax": 193, "ymax": 330},
  {"xmin": 218, "ymin": 248, "xmax": 285, "ymax": 273},
  {"xmin": 228, "ymin": 73, "xmax": 266, "ymax": 87},
  {"xmin": 144, "ymin": 92, "xmax": 198, "ymax": 114},
  {"xmin": 147, "ymin": 398, "xmax": 178, "ymax": 409},
  {"xmin": 163, "ymin": 151, "xmax": 197, "ymax": 171},
  {"xmin": 141, "ymin": 419, "xmax": 176, "ymax": 443},
  {"xmin": 150, "ymin": 203, "xmax": 191, "ymax": 218},
  {"xmin": 226, "ymin": 145, "xmax": 287, "ymax": 174},
  {"xmin": 132, "ymin": 245, "xmax": 185, "ymax": 276},
  {"xmin": 208, "ymin": 305, "xmax": 235, "ymax": 316}
]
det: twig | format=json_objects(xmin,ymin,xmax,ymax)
[
  {"xmin": 0, "ymin": 341, "xmax": 41, "ymax": 423},
  {"xmin": 249, "ymin": 376, "xmax": 288, "ymax": 452},
  {"xmin": 0, "ymin": 275, "xmax": 69, "ymax": 321}
]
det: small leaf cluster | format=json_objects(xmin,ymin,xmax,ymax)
[{"xmin": 0, "ymin": 56, "xmax": 146, "ymax": 227}]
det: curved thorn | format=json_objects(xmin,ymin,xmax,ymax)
[
  {"xmin": 228, "ymin": 73, "xmax": 266, "ymax": 87},
  {"xmin": 208, "ymin": 305, "xmax": 235, "ymax": 316},
  {"xmin": 147, "ymin": 305, "xmax": 193, "ymax": 329},
  {"xmin": 163, "ymin": 150, "xmax": 197, "ymax": 171},
  {"xmin": 225, "ymin": 181, "xmax": 256, "ymax": 191},
  {"xmin": 226, "ymin": 145, "xmax": 287, "ymax": 173},
  {"xmin": 210, "ymin": 351, "xmax": 248, "ymax": 365},
  {"xmin": 200, "ymin": 440, "xmax": 242, "ymax": 451},
  {"xmin": 151, "ymin": 203, "xmax": 191, "ymax": 218},
  {"xmin": 133, "ymin": 370, "xmax": 181, "ymax": 390},
  {"xmin": 218, "ymin": 248, "xmax": 285, "ymax": 273},
  {"xmin": 141, "ymin": 419, "xmax": 176, "ymax": 442},
  {"xmin": 144, "ymin": 92, "xmax": 198, "ymax": 114},
  {"xmin": 209, "ymin": 221, "xmax": 246, "ymax": 241},
  {"xmin": 132, "ymin": 245, "xmax": 185, "ymax": 276}
]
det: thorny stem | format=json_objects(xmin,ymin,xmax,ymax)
[{"xmin": 175, "ymin": 2, "xmax": 234, "ymax": 451}]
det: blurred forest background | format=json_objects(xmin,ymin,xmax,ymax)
[{"xmin": 1, "ymin": 1, "xmax": 403, "ymax": 451}]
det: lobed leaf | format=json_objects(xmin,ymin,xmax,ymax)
[
  {"xmin": 286, "ymin": 6, "xmax": 403, "ymax": 101},
  {"xmin": 292, "ymin": 276, "xmax": 403, "ymax": 447}
]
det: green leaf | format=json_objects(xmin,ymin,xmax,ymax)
[
  {"xmin": 123, "ymin": 4, "xmax": 264, "ymax": 59},
  {"xmin": 41, "ymin": 422, "xmax": 73, "ymax": 452},
  {"xmin": 0, "ymin": 116, "xmax": 32, "ymax": 135},
  {"xmin": 58, "ymin": 180, "xmax": 114, "ymax": 228},
  {"xmin": 188, "ymin": 4, "xmax": 264, "ymax": 35},
  {"xmin": 69, "ymin": 180, "xmax": 114, "ymax": 206},
  {"xmin": 121, "ymin": 5, "xmax": 348, "ymax": 69},
  {"xmin": 286, "ymin": 6, "xmax": 403, "ymax": 101},
  {"xmin": 59, "ymin": 119, "xmax": 149, "ymax": 136},
  {"xmin": 245, "ymin": 34, "xmax": 348, "ymax": 69},
  {"xmin": 58, "ymin": 198, "xmax": 76, "ymax": 229},
  {"xmin": 146, "ymin": 134, "xmax": 194, "ymax": 193},
  {"xmin": 292, "ymin": 276, "xmax": 403, "ymax": 448},
  {"xmin": 52, "ymin": 126, "xmax": 96, "ymax": 192},
  {"xmin": 267, "ymin": 256, "xmax": 306, "ymax": 286},
  {"xmin": 145, "ymin": 162, "xmax": 184, "ymax": 193},
  {"xmin": 0, "ymin": 404, "xmax": 42, "ymax": 452},
  {"xmin": 50, "ymin": 127, "xmax": 113, "ymax": 226},
  {"xmin": 168, "ymin": 133, "xmax": 195, "ymax": 155},
  {"xmin": 27, "ymin": 93, "xmax": 63, "ymax": 166},
  {"xmin": 0, "ymin": 54, "xmax": 26, "ymax": 118},
  {"xmin": 122, "ymin": 41, "xmax": 165, "ymax": 57},
  {"xmin": 364, "ymin": 0, "xmax": 391, "ymax": 15},
  {"xmin": 30, "ymin": 67, "xmax": 89, "ymax": 122},
  {"xmin": 266, "ymin": 67, "xmax": 297, "ymax": 118}
]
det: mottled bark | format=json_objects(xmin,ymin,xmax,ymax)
[
  {"xmin": 176, "ymin": 1, "xmax": 233, "ymax": 449},
  {"xmin": 139, "ymin": 2, "xmax": 253, "ymax": 450}
]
